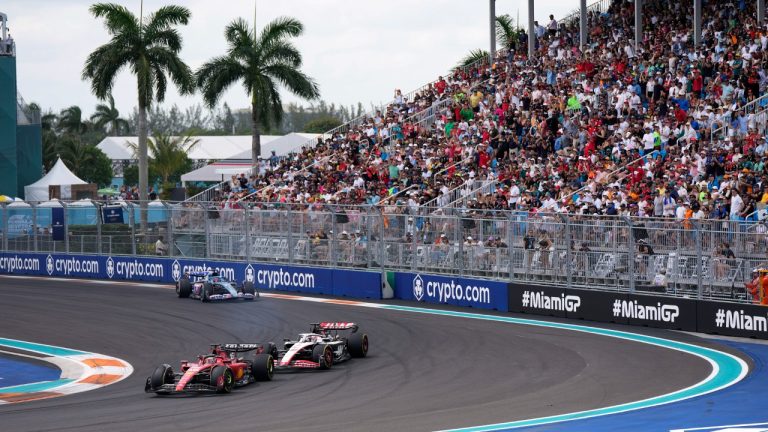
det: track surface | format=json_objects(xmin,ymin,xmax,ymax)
[{"xmin": 0, "ymin": 277, "xmax": 728, "ymax": 432}]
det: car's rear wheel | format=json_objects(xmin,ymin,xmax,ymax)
[
  {"xmin": 210, "ymin": 365, "xmax": 233, "ymax": 393},
  {"xmin": 176, "ymin": 278, "xmax": 192, "ymax": 298},
  {"xmin": 200, "ymin": 282, "xmax": 213, "ymax": 302},
  {"xmin": 148, "ymin": 364, "xmax": 174, "ymax": 394},
  {"xmin": 348, "ymin": 332, "xmax": 369, "ymax": 358},
  {"xmin": 252, "ymin": 354, "xmax": 274, "ymax": 381},
  {"xmin": 242, "ymin": 281, "xmax": 257, "ymax": 300},
  {"xmin": 312, "ymin": 345, "xmax": 333, "ymax": 370}
]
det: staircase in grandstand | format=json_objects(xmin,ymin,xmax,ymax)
[{"xmin": 710, "ymin": 93, "xmax": 768, "ymax": 147}]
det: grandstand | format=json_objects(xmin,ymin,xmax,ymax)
[{"xmin": 6, "ymin": 0, "xmax": 768, "ymax": 304}]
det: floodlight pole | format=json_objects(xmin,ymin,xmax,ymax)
[
  {"xmin": 694, "ymin": 0, "xmax": 702, "ymax": 46},
  {"xmin": 489, "ymin": 0, "xmax": 496, "ymax": 65},
  {"xmin": 580, "ymin": 0, "xmax": 588, "ymax": 50},
  {"xmin": 634, "ymin": 0, "xmax": 642, "ymax": 51},
  {"xmin": 528, "ymin": 0, "xmax": 535, "ymax": 59}
]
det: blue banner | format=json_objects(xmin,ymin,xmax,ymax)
[
  {"xmin": 0, "ymin": 252, "xmax": 381, "ymax": 300},
  {"xmin": 101, "ymin": 206, "xmax": 124, "ymax": 224},
  {"xmin": 393, "ymin": 272, "xmax": 508, "ymax": 311},
  {"xmin": 51, "ymin": 208, "xmax": 65, "ymax": 241}
]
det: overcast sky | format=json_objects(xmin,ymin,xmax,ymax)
[{"xmin": 5, "ymin": 0, "xmax": 579, "ymax": 118}]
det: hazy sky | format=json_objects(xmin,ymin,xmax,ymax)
[{"xmin": 5, "ymin": 0, "xmax": 579, "ymax": 117}]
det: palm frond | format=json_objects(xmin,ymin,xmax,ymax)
[
  {"xmin": 89, "ymin": 3, "xmax": 139, "ymax": 35},
  {"xmin": 257, "ymin": 16, "xmax": 303, "ymax": 48},
  {"xmin": 496, "ymin": 14, "xmax": 516, "ymax": 49},
  {"xmin": 196, "ymin": 56, "xmax": 246, "ymax": 108},
  {"xmin": 263, "ymin": 64, "xmax": 319, "ymax": 100},
  {"xmin": 144, "ymin": 5, "xmax": 191, "ymax": 35},
  {"xmin": 454, "ymin": 49, "xmax": 490, "ymax": 71}
]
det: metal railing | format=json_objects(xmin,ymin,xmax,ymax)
[
  {"xmin": 559, "ymin": 0, "xmax": 612, "ymax": 28},
  {"xmin": 710, "ymin": 93, "xmax": 768, "ymax": 145},
  {"xmin": 3, "ymin": 200, "xmax": 765, "ymax": 304}
]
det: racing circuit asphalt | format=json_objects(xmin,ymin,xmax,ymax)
[{"xmin": 0, "ymin": 276, "xmax": 747, "ymax": 432}]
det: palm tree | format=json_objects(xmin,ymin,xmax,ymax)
[
  {"xmin": 496, "ymin": 14, "xmax": 519, "ymax": 51},
  {"xmin": 59, "ymin": 106, "xmax": 88, "ymax": 135},
  {"xmin": 91, "ymin": 95, "xmax": 130, "ymax": 135},
  {"xmin": 127, "ymin": 133, "xmax": 200, "ymax": 184},
  {"xmin": 82, "ymin": 3, "xmax": 194, "ymax": 229},
  {"xmin": 196, "ymin": 17, "xmax": 320, "ymax": 166},
  {"xmin": 455, "ymin": 15, "xmax": 523, "ymax": 71},
  {"xmin": 41, "ymin": 112, "xmax": 58, "ymax": 133},
  {"xmin": 56, "ymin": 136, "xmax": 92, "ymax": 174},
  {"xmin": 454, "ymin": 49, "xmax": 490, "ymax": 71}
]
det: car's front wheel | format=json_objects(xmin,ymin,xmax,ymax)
[
  {"xmin": 210, "ymin": 365, "xmax": 233, "ymax": 393},
  {"xmin": 176, "ymin": 278, "xmax": 192, "ymax": 298},
  {"xmin": 242, "ymin": 281, "xmax": 257, "ymax": 300},
  {"xmin": 312, "ymin": 345, "xmax": 333, "ymax": 370},
  {"xmin": 147, "ymin": 364, "xmax": 174, "ymax": 394},
  {"xmin": 348, "ymin": 332, "xmax": 369, "ymax": 358},
  {"xmin": 200, "ymin": 282, "xmax": 213, "ymax": 302},
  {"xmin": 252, "ymin": 354, "xmax": 274, "ymax": 381}
]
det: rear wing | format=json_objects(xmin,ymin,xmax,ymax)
[
  {"xmin": 311, "ymin": 322, "xmax": 359, "ymax": 333},
  {"xmin": 216, "ymin": 343, "xmax": 265, "ymax": 353},
  {"xmin": 185, "ymin": 271, "xmax": 212, "ymax": 278}
]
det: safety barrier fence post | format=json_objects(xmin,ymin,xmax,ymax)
[
  {"xmin": 31, "ymin": 203, "xmax": 37, "ymax": 252},
  {"xmin": 695, "ymin": 221, "xmax": 703, "ymax": 300},
  {"xmin": 623, "ymin": 216, "xmax": 635, "ymax": 293},
  {"xmin": 62, "ymin": 202, "xmax": 69, "ymax": 254}
]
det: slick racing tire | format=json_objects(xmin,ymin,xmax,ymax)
[
  {"xmin": 242, "ymin": 281, "xmax": 257, "ymax": 300},
  {"xmin": 177, "ymin": 278, "xmax": 192, "ymax": 298},
  {"xmin": 201, "ymin": 282, "xmax": 213, "ymax": 302},
  {"xmin": 149, "ymin": 364, "xmax": 174, "ymax": 394},
  {"xmin": 348, "ymin": 332, "xmax": 369, "ymax": 358},
  {"xmin": 312, "ymin": 345, "xmax": 333, "ymax": 370},
  {"xmin": 252, "ymin": 354, "xmax": 274, "ymax": 381},
  {"xmin": 210, "ymin": 365, "xmax": 234, "ymax": 393}
]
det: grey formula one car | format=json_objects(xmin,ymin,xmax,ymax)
[
  {"xmin": 175, "ymin": 271, "xmax": 258, "ymax": 302},
  {"xmin": 275, "ymin": 322, "xmax": 369, "ymax": 370}
]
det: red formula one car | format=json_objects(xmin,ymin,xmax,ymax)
[
  {"xmin": 145, "ymin": 343, "xmax": 275, "ymax": 395},
  {"xmin": 275, "ymin": 322, "xmax": 368, "ymax": 371}
]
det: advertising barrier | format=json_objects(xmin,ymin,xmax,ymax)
[
  {"xmin": 697, "ymin": 300, "xmax": 768, "ymax": 339},
  {"xmin": 508, "ymin": 282, "xmax": 732, "ymax": 336},
  {"xmin": 0, "ymin": 252, "xmax": 381, "ymax": 300},
  {"xmin": 393, "ymin": 272, "xmax": 508, "ymax": 312},
  {"xmin": 2, "ymin": 251, "xmax": 765, "ymax": 338}
]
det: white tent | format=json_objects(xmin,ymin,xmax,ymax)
[
  {"xmin": 180, "ymin": 133, "xmax": 321, "ymax": 183},
  {"xmin": 96, "ymin": 135, "xmax": 286, "ymax": 162},
  {"xmin": 23, "ymin": 158, "xmax": 87, "ymax": 202}
]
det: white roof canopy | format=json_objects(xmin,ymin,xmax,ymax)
[
  {"xmin": 96, "ymin": 135, "xmax": 291, "ymax": 161},
  {"xmin": 23, "ymin": 158, "xmax": 87, "ymax": 202}
]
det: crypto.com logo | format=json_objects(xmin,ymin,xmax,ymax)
[
  {"xmin": 106, "ymin": 257, "xmax": 115, "ymax": 278},
  {"xmin": 413, "ymin": 274, "xmax": 424, "ymax": 301},
  {"xmin": 171, "ymin": 260, "xmax": 181, "ymax": 282}
]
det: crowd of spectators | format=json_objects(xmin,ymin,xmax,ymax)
[{"xmin": 205, "ymin": 0, "xmax": 768, "ymax": 233}]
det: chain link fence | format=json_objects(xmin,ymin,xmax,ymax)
[{"xmin": 2, "ymin": 201, "xmax": 764, "ymax": 303}]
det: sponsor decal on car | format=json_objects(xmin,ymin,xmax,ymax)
[{"xmin": 612, "ymin": 299, "xmax": 680, "ymax": 323}]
